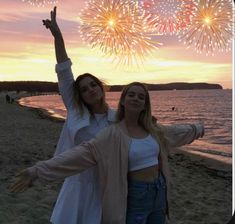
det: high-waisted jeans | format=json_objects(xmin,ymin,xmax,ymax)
[{"xmin": 126, "ymin": 173, "xmax": 167, "ymax": 224}]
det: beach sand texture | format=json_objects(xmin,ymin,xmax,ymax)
[{"xmin": 0, "ymin": 95, "xmax": 232, "ymax": 224}]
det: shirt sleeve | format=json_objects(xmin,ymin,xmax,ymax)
[
  {"xmin": 27, "ymin": 141, "xmax": 98, "ymax": 182},
  {"xmin": 55, "ymin": 59, "xmax": 76, "ymax": 110},
  {"xmin": 163, "ymin": 122, "xmax": 204, "ymax": 148},
  {"xmin": 26, "ymin": 126, "xmax": 112, "ymax": 182}
]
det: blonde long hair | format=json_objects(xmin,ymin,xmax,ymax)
[
  {"xmin": 116, "ymin": 82, "xmax": 155, "ymax": 133},
  {"xmin": 116, "ymin": 82, "xmax": 167, "ymax": 151}
]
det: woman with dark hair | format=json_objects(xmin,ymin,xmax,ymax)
[
  {"xmin": 10, "ymin": 82, "xmax": 204, "ymax": 224},
  {"xmin": 42, "ymin": 7, "xmax": 116, "ymax": 224}
]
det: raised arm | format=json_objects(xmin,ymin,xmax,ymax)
[
  {"xmin": 43, "ymin": 7, "xmax": 76, "ymax": 110},
  {"xmin": 43, "ymin": 6, "xmax": 68, "ymax": 63}
]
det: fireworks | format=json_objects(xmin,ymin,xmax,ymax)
[
  {"xmin": 178, "ymin": 0, "xmax": 234, "ymax": 55},
  {"xmin": 21, "ymin": 0, "xmax": 58, "ymax": 7},
  {"xmin": 140, "ymin": 0, "xmax": 196, "ymax": 34},
  {"xmin": 79, "ymin": 0, "xmax": 162, "ymax": 66}
]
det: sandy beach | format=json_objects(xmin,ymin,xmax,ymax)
[{"xmin": 0, "ymin": 94, "xmax": 232, "ymax": 224}]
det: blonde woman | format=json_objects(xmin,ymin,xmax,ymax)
[{"xmin": 10, "ymin": 82, "xmax": 204, "ymax": 224}]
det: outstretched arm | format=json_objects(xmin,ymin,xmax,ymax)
[
  {"xmin": 43, "ymin": 6, "xmax": 68, "ymax": 63},
  {"xmin": 162, "ymin": 121, "xmax": 204, "ymax": 149},
  {"xmin": 9, "ymin": 141, "xmax": 98, "ymax": 193}
]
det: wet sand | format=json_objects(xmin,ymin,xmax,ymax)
[{"xmin": 0, "ymin": 94, "xmax": 232, "ymax": 224}]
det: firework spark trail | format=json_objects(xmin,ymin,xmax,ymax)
[
  {"xmin": 79, "ymin": 0, "xmax": 162, "ymax": 66},
  {"xmin": 178, "ymin": 0, "xmax": 234, "ymax": 55},
  {"xmin": 21, "ymin": 0, "xmax": 58, "ymax": 7},
  {"xmin": 140, "ymin": 0, "xmax": 196, "ymax": 34}
]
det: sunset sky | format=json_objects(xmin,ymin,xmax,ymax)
[{"xmin": 0, "ymin": 0, "xmax": 233, "ymax": 88}]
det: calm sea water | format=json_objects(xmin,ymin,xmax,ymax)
[{"xmin": 19, "ymin": 89, "xmax": 232, "ymax": 164}]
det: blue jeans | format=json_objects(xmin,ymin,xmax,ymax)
[{"xmin": 126, "ymin": 173, "xmax": 167, "ymax": 224}]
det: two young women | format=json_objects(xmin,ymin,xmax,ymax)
[{"xmin": 10, "ymin": 7, "xmax": 204, "ymax": 224}]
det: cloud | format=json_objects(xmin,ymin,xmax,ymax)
[{"xmin": 0, "ymin": 0, "xmax": 232, "ymax": 89}]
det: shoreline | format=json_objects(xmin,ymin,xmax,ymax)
[
  {"xmin": 18, "ymin": 102, "xmax": 65, "ymax": 123},
  {"xmin": 171, "ymin": 149, "xmax": 232, "ymax": 178},
  {"xmin": 17, "ymin": 93, "xmax": 65, "ymax": 123},
  {"xmin": 17, "ymin": 95, "xmax": 232, "ymax": 175}
]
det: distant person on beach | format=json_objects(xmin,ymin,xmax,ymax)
[
  {"xmin": 41, "ymin": 7, "xmax": 116, "ymax": 224},
  {"xmin": 5, "ymin": 94, "xmax": 11, "ymax": 104},
  {"xmin": 10, "ymin": 82, "xmax": 204, "ymax": 224}
]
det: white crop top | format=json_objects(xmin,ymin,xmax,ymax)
[{"xmin": 128, "ymin": 135, "xmax": 160, "ymax": 171}]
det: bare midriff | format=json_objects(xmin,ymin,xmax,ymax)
[{"xmin": 128, "ymin": 165, "xmax": 159, "ymax": 182}]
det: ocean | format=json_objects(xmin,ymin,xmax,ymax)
[{"xmin": 19, "ymin": 89, "xmax": 232, "ymax": 165}]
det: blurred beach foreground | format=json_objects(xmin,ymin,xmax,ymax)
[{"xmin": 0, "ymin": 93, "xmax": 232, "ymax": 224}]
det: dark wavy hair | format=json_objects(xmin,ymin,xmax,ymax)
[{"xmin": 73, "ymin": 73, "xmax": 108, "ymax": 116}]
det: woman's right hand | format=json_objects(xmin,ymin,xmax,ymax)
[
  {"xmin": 42, "ymin": 6, "xmax": 61, "ymax": 37},
  {"xmin": 9, "ymin": 169, "xmax": 34, "ymax": 193}
]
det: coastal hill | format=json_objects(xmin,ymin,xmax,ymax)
[
  {"xmin": 109, "ymin": 82, "xmax": 222, "ymax": 91},
  {"xmin": 0, "ymin": 81, "xmax": 222, "ymax": 93}
]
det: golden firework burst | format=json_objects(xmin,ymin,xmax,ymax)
[
  {"xmin": 178, "ymin": 0, "xmax": 234, "ymax": 55},
  {"xmin": 79, "ymin": 0, "xmax": 162, "ymax": 66}
]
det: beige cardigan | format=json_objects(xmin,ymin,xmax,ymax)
[{"xmin": 28, "ymin": 122, "xmax": 204, "ymax": 224}]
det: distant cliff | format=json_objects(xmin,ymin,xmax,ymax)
[
  {"xmin": 0, "ymin": 81, "xmax": 222, "ymax": 92},
  {"xmin": 0, "ymin": 81, "xmax": 59, "ymax": 92},
  {"xmin": 109, "ymin": 82, "xmax": 223, "ymax": 91}
]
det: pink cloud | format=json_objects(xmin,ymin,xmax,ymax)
[{"xmin": 1, "ymin": 0, "xmax": 233, "ymax": 63}]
